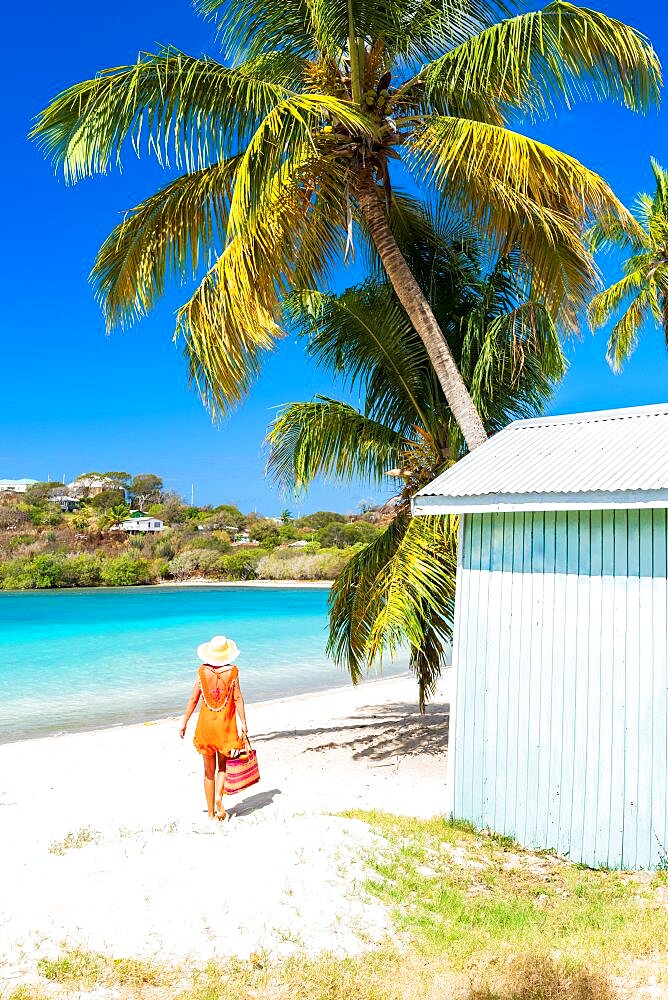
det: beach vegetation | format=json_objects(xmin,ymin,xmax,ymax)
[
  {"xmin": 169, "ymin": 547, "xmax": 228, "ymax": 580},
  {"xmin": 31, "ymin": 0, "xmax": 660, "ymax": 452},
  {"xmin": 48, "ymin": 827, "xmax": 101, "ymax": 855},
  {"xmin": 589, "ymin": 157, "xmax": 668, "ymax": 370},
  {"xmin": 60, "ymin": 554, "xmax": 103, "ymax": 587},
  {"xmin": 36, "ymin": 948, "xmax": 171, "ymax": 991},
  {"xmin": 1, "ymin": 554, "xmax": 67, "ymax": 589},
  {"xmin": 26, "ymin": 794, "xmax": 668, "ymax": 997},
  {"xmin": 100, "ymin": 555, "xmax": 152, "ymax": 587},
  {"xmin": 268, "ymin": 208, "xmax": 565, "ymax": 705},
  {"xmin": 256, "ymin": 547, "xmax": 351, "ymax": 581},
  {"xmin": 213, "ymin": 551, "xmax": 263, "ymax": 580}
]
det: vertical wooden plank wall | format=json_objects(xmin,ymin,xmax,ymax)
[{"xmin": 453, "ymin": 509, "xmax": 668, "ymax": 869}]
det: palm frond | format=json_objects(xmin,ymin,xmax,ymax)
[
  {"xmin": 420, "ymin": 2, "xmax": 661, "ymax": 123},
  {"xmin": 266, "ymin": 398, "xmax": 406, "ymax": 493},
  {"xmin": 31, "ymin": 49, "xmax": 304, "ymax": 180},
  {"xmin": 176, "ymin": 158, "xmax": 349, "ymax": 414},
  {"xmin": 286, "ymin": 284, "xmax": 438, "ymax": 434},
  {"xmin": 587, "ymin": 214, "xmax": 650, "ymax": 255},
  {"xmin": 588, "ymin": 268, "xmax": 656, "ymax": 369},
  {"xmin": 92, "ymin": 157, "xmax": 242, "ymax": 329},
  {"xmin": 407, "ymin": 115, "xmax": 643, "ymax": 333},
  {"xmin": 465, "ymin": 301, "xmax": 566, "ymax": 427},
  {"xmin": 199, "ymin": 0, "xmax": 499, "ymax": 65},
  {"xmin": 606, "ymin": 287, "xmax": 656, "ymax": 371},
  {"xmin": 197, "ymin": 0, "xmax": 317, "ymax": 60},
  {"xmin": 328, "ymin": 515, "xmax": 457, "ymax": 708},
  {"xmin": 588, "ymin": 267, "xmax": 648, "ymax": 329},
  {"xmin": 226, "ymin": 94, "xmax": 376, "ymax": 236}
]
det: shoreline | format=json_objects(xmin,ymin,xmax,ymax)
[
  {"xmin": 0, "ymin": 578, "xmax": 334, "ymax": 595},
  {"xmin": 0, "ymin": 669, "xmax": 414, "ymax": 749}
]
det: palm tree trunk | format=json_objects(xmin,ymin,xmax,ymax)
[{"xmin": 357, "ymin": 177, "xmax": 488, "ymax": 451}]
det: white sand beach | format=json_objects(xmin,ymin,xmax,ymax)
[{"xmin": 0, "ymin": 672, "xmax": 450, "ymax": 988}]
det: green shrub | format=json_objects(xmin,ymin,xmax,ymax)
[
  {"xmin": 247, "ymin": 517, "xmax": 281, "ymax": 547},
  {"xmin": 61, "ymin": 554, "xmax": 102, "ymax": 587},
  {"xmin": 127, "ymin": 535, "xmax": 147, "ymax": 553},
  {"xmin": 294, "ymin": 510, "xmax": 346, "ymax": 531},
  {"xmin": 152, "ymin": 535, "xmax": 176, "ymax": 560},
  {"xmin": 214, "ymin": 551, "xmax": 263, "ymax": 580},
  {"xmin": 101, "ymin": 555, "xmax": 152, "ymax": 587},
  {"xmin": 257, "ymin": 550, "xmax": 349, "ymax": 580},
  {"xmin": 168, "ymin": 548, "xmax": 221, "ymax": 579},
  {"xmin": 187, "ymin": 534, "xmax": 231, "ymax": 553},
  {"xmin": 152, "ymin": 559, "xmax": 171, "ymax": 580},
  {"xmin": 316, "ymin": 520, "xmax": 379, "ymax": 548},
  {"xmin": 25, "ymin": 504, "xmax": 63, "ymax": 528},
  {"xmin": 11, "ymin": 554, "xmax": 66, "ymax": 589}
]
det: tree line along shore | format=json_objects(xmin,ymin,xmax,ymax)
[{"xmin": 0, "ymin": 475, "xmax": 384, "ymax": 590}]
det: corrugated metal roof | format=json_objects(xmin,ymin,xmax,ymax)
[{"xmin": 413, "ymin": 403, "xmax": 668, "ymax": 511}]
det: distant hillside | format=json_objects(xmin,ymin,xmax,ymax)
[{"xmin": 0, "ymin": 487, "xmax": 384, "ymax": 589}]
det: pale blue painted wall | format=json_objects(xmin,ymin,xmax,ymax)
[{"xmin": 452, "ymin": 509, "xmax": 668, "ymax": 870}]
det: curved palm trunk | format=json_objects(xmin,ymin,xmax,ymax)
[{"xmin": 357, "ymin": 177, "xmax": 488, "ymax": 451}]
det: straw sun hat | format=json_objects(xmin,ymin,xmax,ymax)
[{"xmin": 197, "ymin": 635, "xmax": 240, "ymax": 666}]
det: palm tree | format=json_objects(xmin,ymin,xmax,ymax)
[
  {"xmin": 100, "ymin": 502, "xmax": 132, "ymax": 531},
  {"xmin": 32, "ymin": 0, "xmax": 658, "ymax": 450},
  {"xmin": 267, "ymin": 206, "xmax": 566, "ymax": 706},
  {"xmin": 589, "ymin": 158, "xmax": 668, "ymax": 370}
]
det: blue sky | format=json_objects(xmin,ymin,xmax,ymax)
[{"xmin": 3, "ymin": 0, "xmax": 667, "ymax": 512}]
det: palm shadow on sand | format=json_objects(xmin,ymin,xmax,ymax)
[{"xmin": 252, "ymin": 701, "xmax": 450, "ymax": 762}]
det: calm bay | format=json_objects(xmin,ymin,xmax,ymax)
[{"xmin": 0, "ymin": 585, "xmax": 406, "ymax": 743}]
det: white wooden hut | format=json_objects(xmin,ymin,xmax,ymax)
[{"xmin": 412, "ymin": 403, "xmax": 668, "ymax": 870}]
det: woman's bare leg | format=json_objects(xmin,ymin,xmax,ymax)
[
  {"xmin": 203, "ymin": 754, "xmax": 216, "ymax": 818},
  {"xmin": 215, "ymin": 752, "xmax": 227, "ymax": 820}
]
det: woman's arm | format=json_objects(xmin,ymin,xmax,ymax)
[
  {"xmin": 233, "ymin": 676, "xmax": 248, "ymax": 737},
  {"xmin": 179, "ymin": 678, "xmax": 201, "ymax": 738}
]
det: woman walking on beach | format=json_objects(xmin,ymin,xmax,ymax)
[{"xmin": 180, "ymin": 635, "xmax": 248, "ymax": 823}]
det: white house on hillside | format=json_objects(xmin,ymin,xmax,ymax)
[
  {"xmin": 0, "ymin": 479, "xmax": 38, "ymax": 494},
  {"xmin": 413, "ymin": 402, "xmax": 668, "ymax": 870},
  {"xmin": 111, "ymin": 511, "xmax": 164, "ymax": 534}
]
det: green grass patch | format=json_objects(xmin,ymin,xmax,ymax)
[
  {"xmin": 36, "ymin": 947, "xmax": 174, "ymax": 992},
  {"xmin": 343, "ymin": 810, "xmax": 668, "ymax": 976}
]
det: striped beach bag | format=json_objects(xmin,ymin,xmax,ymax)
[{"xmin": 224, "ymin": 739, "xmax": 260, "ymax": 795}]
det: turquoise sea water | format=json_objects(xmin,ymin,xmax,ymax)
[{"xmin": 0, "ymin": 586, "xmax": 406, "ymax": 744}]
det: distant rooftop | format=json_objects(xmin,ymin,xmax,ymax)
[
  {"xmin": 0, "ymin": 478, "xmax": 38, "ymax": 488},
  {"xmin": 412, "ymin": 403, "xmax": 668, "ymax": 514}
]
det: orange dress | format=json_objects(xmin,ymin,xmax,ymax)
[{"xmin": 193, "ymin": 664, "xmax": 245, "ymax": 756}]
